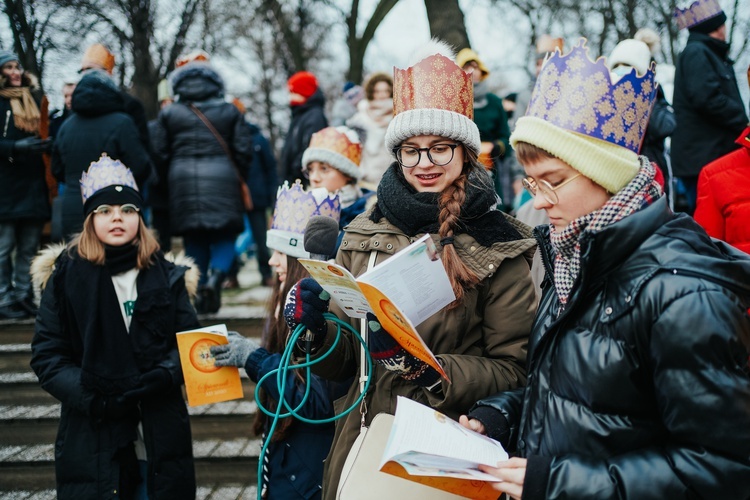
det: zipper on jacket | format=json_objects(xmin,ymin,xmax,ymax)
[{"xmin": 3, "ymin": 110, "xmax": 10, "ymax": 137}]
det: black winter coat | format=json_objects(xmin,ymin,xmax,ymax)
[
  {"xmin": 279, "ymin": 89, "xmax": 327, "ymax": 185},
  {"xmin": 470, "ymin": 197, "xmax": 750, "ymax": 499},
  {"xmin": 640, "ymin": 86, "xmax": 675, "ymax": 175},
  {"xmin": 0, "ymin": 74, "xmax": 50, "ymax": 222},
  {"xmin": 152, "ymin": 65, "xmax": 252, "ymax": 235},
  {"xmin": 31, "ymin": 250, "xmax": 200, "ymax": 499},
  {"xmin": 672, "ymin": 33, "xmax": 748, "ymax": 177},
  {"xmin": 247, "ymin": 122, "xmax": 278, "ymax": 210},
  {"xmin": 52, "ymin": 75, "xmax": 152, "ymax": 240}
]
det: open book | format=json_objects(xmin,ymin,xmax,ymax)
[
  {"xmin": 299, "ymin": 234, "xmax": 455, "ymax": 380},
  {"xmin": 176, "ymin": 324, "xmax": 244, "ymax": 406},
  {"xmin": 379, "ymin": 397, "xmax": 508, "ymax": 499}
]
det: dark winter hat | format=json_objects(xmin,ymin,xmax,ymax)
[
  {"xmin": 0, "ymin": 50, "xmax": 19, "ymax": 68},
  {"xmin": 288, "ymin": 71, "xmax": 318, "ymax": 99},
  {"xmin": 674, "ymin": 0, "xmax": 726, "ymax": 32},
  {"xmin": 688, "ymin": 10, "xmax": 727, "ymax": 33}
]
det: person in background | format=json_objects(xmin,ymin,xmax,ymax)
[
  {"xmin": 346, "ymin": 72, "xmax": 394, "ymax": 191},
  {"xmin": 79, "ymin": 43, "xmax": 151, "ymax": 154},
  {"xmin": 0, "ymin": 50, "xmax": 51, "ymax": 319},
  {"xmin": 210, "ymin": 182, "xmax": 346, "ymax": 499},
  {"xmin": 461, "ymin": 39, "xmax": 750, "ymax": 500},
  {"xmin": 49, "ymin": 80, "xmax": 76, "ymax": 139},
  {"xmin": 31, "ymin": 155, "xmax": 199, "ymax": 499},
  {"xmin": 671, "ymin": 0, "xmax": 747, "ymax": 213},
  {"xmin": 456, "ymin": 48, "xmax": 512, "ymax": 209},
  {"xmin": 52, "ymin": 70, "xmax": 151, "ymax": 241},
  {"xmin": 148, "ymin": 78, "xmax": 174, "ymax": 252},
  {"xmin": 279, "ymin": 71, "xmax": 327, "ymax": 186},
  {"xmin": 330, "ymin": 81, "xmax": 364, "ymax": 127},
  {"xmin": 151, "ymin": 52, "xmax": 253, "ymax": 314},
  {"xmin": 224, "ymin": 98, "xmax": 278, "ymax": 289},
  {"xmin": 694, "ymin": 124, "xmax": 750, "ymax": 254},
  {"xmin": 285, "ymin": 41, "xmax": 537, "ymax": 498},
  {"xmin": 301, "ymin": 126, "xmax": 374, "ymax": 250}
]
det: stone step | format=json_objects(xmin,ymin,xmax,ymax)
[
  {"xmin": 0, "ymin": 437, "xmax": 260, "ymax": 492},
  {"xmin": 1, "ymin": 399, "xmax": 260, "ymax": 445},
  {"xmin": 0, "ymin": 485, "xmax": 259, "ymax": 499}
]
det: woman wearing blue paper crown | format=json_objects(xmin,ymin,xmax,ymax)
[
  {"xmin": 30, "ymin": 154, "xmax": 200, "ymax": 499},
  {"xmin": 283, "ymin": 40, "xmax": 538, "ymax": 498},
  {"xmin": 210, "ymin": 182, "xmax": 350, "ymax": 499},
  {"xmin": 458, "ymin": 40, "xmax": 750, "ymax": 500}
]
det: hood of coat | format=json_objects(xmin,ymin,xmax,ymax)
[
  {"xmin": 291, "ymin": 87, "xmax": 325, "ymax": 116},
  {"xmin": 71, "ymin": 71, "xmax": 125, "ymax": 117},
  {"xmin": 170, "ymin": 63, "xmax": 224, "ymax": 102},
  {"xmin": 31, "ymin": 244, "xmax": 200, "ymax": 298}
]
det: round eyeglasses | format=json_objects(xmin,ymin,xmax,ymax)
[
  {"xmin": 522, "ymin": 174, "xmax": 582, "ymax": 205},
  {"xmin": 395, "ymin": 144, "xmax": 459, "ymax": 168},
  {"xmin": 92, "ymin": 203, "xmax": 140, "ymax": 218}
]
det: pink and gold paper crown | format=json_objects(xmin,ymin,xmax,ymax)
[
  {"xmin": 525, "ymin": 39, "xmax": 656, "ymax": 153},
  {"xmin": 674, "ymin": 0, "xmax": 724, "ymax": 30},
  {"xmin": 393, "ymin": 53, "xmax": 473, "ymax": 119},
  {"xmin": 302, "ymin": 127, "xmax": 362, "ymax": 179},
  {"xmin": 80, "ymin": 153, "xmax": 139, "ymax": 203},
  {"xmin": 267, "ymin": 181, "xmax": 341, "ymax": 259}
]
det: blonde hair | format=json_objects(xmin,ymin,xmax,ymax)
[{"xmin": 70, "ymin": 213, "xmax": 160, "ymax": 269}]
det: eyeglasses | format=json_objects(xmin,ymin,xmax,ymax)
[
  {"xmin": 395, "ymin": 144, "xmax": 460, "ymax": 168},
  {"xmin": 92, "ymin": 204, "xmax": 140, "ymax": 218},
  {"xmin": 522, "ymin": 174, "xmax": 581, "ymax": 205}
]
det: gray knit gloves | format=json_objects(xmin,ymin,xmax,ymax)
[{"xmin": 210, "ymin": 331, "xmax": 261, "ymax": 368}]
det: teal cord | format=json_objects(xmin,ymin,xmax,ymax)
[{"xmin": 255, "ymin": 313, "xmax": 372, "ymax": 499}]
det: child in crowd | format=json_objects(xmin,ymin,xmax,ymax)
[
  {"xmin": 30, "ymin": 154, "xmax": 199, "ymax": 499},
  {"xmin": 302, "ymin": 126, "xmax": 374, "ymax": 249},
  {"xmin": 211, "ymin": 182, "xmax": 347, "ymax": 499}
]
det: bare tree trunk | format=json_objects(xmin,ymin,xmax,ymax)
[
  {"xmin": 346, "ymin": 0, "xmax": 400, "ymax": 84},
  {"xmin": 127, "ymin": 0, "xmax": 159, "ymax": 119},
  {"xmin": 3, "ymin": 0, "xmax": 45, "ymax": 89},
  {"xmin": 424, "ymin": 0, "xmax": 470, "ymax": 50}
]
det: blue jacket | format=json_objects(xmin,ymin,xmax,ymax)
[{"xmin": 246, "ymin": 123, "xmax": 279, "ymax": 210}]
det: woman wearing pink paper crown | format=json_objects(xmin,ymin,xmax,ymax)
[
  {"xmin": 283, "ymin": 40, "xmax": 538, "ymax": 498},
  {"xmin": 460, "ymin": 40, "xmax": 750, "ymax": 500},
  {"xmin": 30, "ymin": 154, "xmax": 200, "ymax": 499},
  {"xmin": 209, "ymin": 182, "xmax": 349, "ymax": 499}
]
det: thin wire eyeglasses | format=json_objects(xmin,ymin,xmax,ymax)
[
  {"xmin": 92, "ymin": 204, "xmax": 140, "ymax": 218},
  {"xmin": 395, "ymin": 144, "xmax": 460, "ymax": 168},
  {"xmin": 522, "ymin": 173, "xmax": 582, "ymax": 205}
]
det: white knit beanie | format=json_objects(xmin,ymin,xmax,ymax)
[{"xmin": 385, "ymin": 108, "xmax": 480, "ymax": 156}]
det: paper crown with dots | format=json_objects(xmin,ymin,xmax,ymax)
[
  {"xmin": 80, "ymin": 153, "xmax": 142, "ymax": 215},
  {"xmin": 267, "ymin": 181, "xmax": 341, "ymax": 259},
  {"xmin": 302, "ymin": 126, "xmax": 362, "ymax": 179},
  {"xmin": 673, "ymin": 0, "xmax": 723, "ymax": 30},
  {"xmin": 526, "ymin": 39, "xmax": 657, "ymax": 153}
]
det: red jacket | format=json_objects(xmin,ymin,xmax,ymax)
[{"xmin": 694, "ymin": 126, "xmax": 750, "ymax": 254}]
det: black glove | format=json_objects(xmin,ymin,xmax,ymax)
[
  {"xmin": 90, "ymin": 394, "xmax": 138, "ymax": 421},
  {"xmin": 13, "ymin": 137, "xmax": 52, "ymax": 155},
  {"xmin": 491, "ymin": 141, "xmax": 506, "ymax": 160},
  {"xmin": 122, "ymin": 367, "xmax": 173, "ymax": 399},
  {"xmin": 284, "ymin": 278, "xmax": 330, "ymax": 352}
]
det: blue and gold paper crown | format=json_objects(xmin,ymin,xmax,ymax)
[
  {"xmin": 267, "ymin": 181, "xmax": 341, "ymax": 259},
  {"xmin": 80, "ymin": 153, "xmax": 139, "ymax": 204},
  {"xmin": 526, "ymin": 39, "xmax": 656, "ymax": 153},
  {"xmin": 674, "ymin": 0, "xmax": 723, "ymax": 30}
]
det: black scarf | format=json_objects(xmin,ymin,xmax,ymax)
[
  {"xmin": 371, "ymin": 165, "xmax": 523, "ymax": 246},
  {"xmin": 105, "ymin": 243, "xmax": 139, "ymax": 275}
]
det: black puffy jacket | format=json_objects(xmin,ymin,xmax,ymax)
[
  {"xmin": 52, "ymin": 72, "xmax": 152, "ymax": 240},
  {"xmin": 152, "ymin": 64, "xmax": 252, "ymax": 235},
  {"xmin": 471, "ymin": 197, "xmax": 750, "ymax": 499},
  {"xmin": 279, "ymin": 89, "xmax": 327, "ymax": 185},
  {"xmin": 671, "ymin": 33, "xmax": 748, "ymax": 177}
]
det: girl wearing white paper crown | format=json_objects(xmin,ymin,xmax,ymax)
[
  {"xmin": 209, "ymin": 181, "xmax": 349, "ymax": 499},
  {"xmin": 461, "ymin": 40, "xmax": 750, "ymax": 500},
  {"xmin": 283, "ymin": 40, "xmax": 538, "ymax": 498},
  {"xmin": 30, "ymin": 154, "xmax": 200, "ymax": 499}
]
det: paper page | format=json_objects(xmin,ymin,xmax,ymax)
[
  {"xmin": 357, "ymin": 234, "xmax": 455, "ymax": 327},
  {"xmin": 381, "ymin": 397, "xmax": 508, "ymax": 481},
  {"xmin": 298, "ymin": 260, "xmax": 372, "ymax": 318}
]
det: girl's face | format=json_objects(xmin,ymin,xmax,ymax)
[
  {"xmin": 372, "ymin": 81, "xmax": 392, "ymax": 100},
  {"xmin": 307, "ymin": 161, "xmax": 350, "ymax": 192},
  {"xmin": 2, "ymin": 61, "xmax": 22, "ymax": 87},
  {"xmin": 268, "ymin": 250, "xmax": 288, "ymax": 284},
  {"xmin": 523, "ymin": 157, "xmax": 611, "ymax": 232},
  {"xmin": 92, "ymin": 204, "xmax": 141, "ymax": 246},
  {"xmin": 399, "ymin": 135, "xmax": 465, "ymax": 193}
]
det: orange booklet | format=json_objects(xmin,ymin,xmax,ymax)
[
  {"xmin": 176, "ymin": 324, "xmax": 244, "ymax": 406},
  {"xmin": 299, "ymin": 234, "xmax": 455, "ymax": 381},
  {"xmin": 379, "ymin": 397, "xmax": 508, "ymax": 499}
]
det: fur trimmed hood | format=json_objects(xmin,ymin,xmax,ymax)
[{"xmin": 31, "ymin": 244, "xmax": 200, "ymax": 297}]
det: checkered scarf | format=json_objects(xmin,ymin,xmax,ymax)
[{"xmin": 550, "ymin": 160, "xmax": 662, "ymax": 307}]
